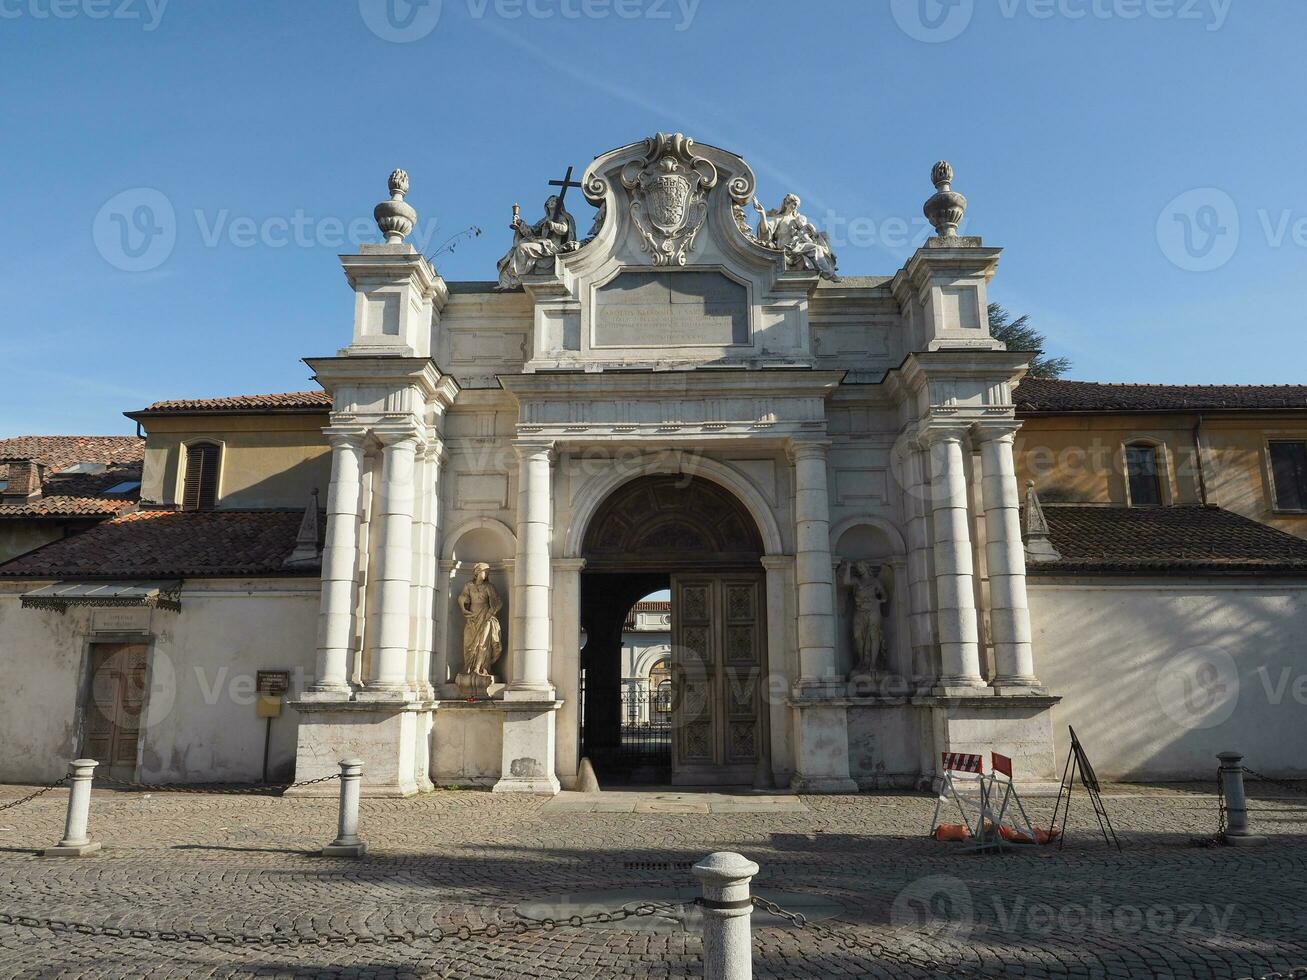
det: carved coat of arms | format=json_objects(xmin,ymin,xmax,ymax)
[{"xmin": 621, "ymin": 133, "xmax": 717, "ymax": 266}]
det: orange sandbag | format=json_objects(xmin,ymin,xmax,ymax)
[
  {"xmin": 997, "ymin": 824, "xmax": 1062, "ymax": 845},
  {"xmin": 933, "ymin": 823, "xmax": 971, "ymax": 841}
]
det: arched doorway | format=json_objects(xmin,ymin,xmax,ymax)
[{"xmin": 579, "ymin": 475, "xmax": 768, "ymax": 786}]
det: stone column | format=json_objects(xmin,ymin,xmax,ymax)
[
  {"xmin": 416, "ymin": 439, "xmax": 444, "ymax": 699},
  {"xmin": 789, "ymin": 439, "xmax": 840, "ymax": 692},
  {"xmin": 924, "ymin": 425, "xmax": 986, "ymax": 692},
  {"xmin": 308, "ymin": 431, "xmax": 365, "ymax": 697},
  {"xmin": 898, "ymin": 438, "xmax": 939, "ymax": 690},
  {"xmin": 978, "ymin": 424, "xmax": 1040, "ymax": 691},
  {"xmin": 360, "ymin": 431, "xmax": 418, "ymax": 700},
  {"xmin": 509, "ymin": 441, "xmax": 555, "ymax": 697}
]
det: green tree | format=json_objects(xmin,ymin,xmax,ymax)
[{"xmin": 987, "ymin": 303, "xmax": 1071, "ymax": 380}]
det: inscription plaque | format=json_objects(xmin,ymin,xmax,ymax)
[{"xmin": 593, "ymin": 270, "xmax": 748, "ymax": 348}]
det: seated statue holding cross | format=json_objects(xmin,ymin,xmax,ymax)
[{"xmin": 495, "ymin": 194, "xmax": 579, "ymax": 290}]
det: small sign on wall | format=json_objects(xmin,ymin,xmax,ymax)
[
  {"xmin": 91, "ymin": 608, "xmax": 150, "ymax": 633},
  {"xmin": 256, "ymin": 670, "xmax": 291, "ymax": 719}
]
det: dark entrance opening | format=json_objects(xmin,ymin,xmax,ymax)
[{"xmin": 578, "ymin": 475, "xmax": 768, "ymax": 787}]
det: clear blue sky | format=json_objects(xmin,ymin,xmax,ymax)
[{"xmin": 2, "ymin": 0, "xmax": 1304, "ymax": 437}]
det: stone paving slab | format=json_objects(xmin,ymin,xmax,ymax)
[{"xmin": 0, "ymin": 781, "xmax": 1305, "ymax": 978}]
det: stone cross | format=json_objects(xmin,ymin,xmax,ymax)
[{"xmin": 548, "ymin": 165, "xmax": 583, "ymax": 206}]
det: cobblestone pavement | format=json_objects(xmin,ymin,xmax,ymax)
[{"xmin": 1, "ymin": 780, "xmax": 1306, "ymax": 978}]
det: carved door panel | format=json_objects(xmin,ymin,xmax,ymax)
[
  {"xmin": 671, "ymin": 574, "xmax": 764, "ymax": 785},
  {"xmin": 83, "ymin": 644, "xmax": 147, "ymax": 778}
]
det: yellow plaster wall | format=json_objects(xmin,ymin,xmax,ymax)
[
  {"xmin": 139, "ymin": 414, "xmax": 331, "ymax": 510},
  {"xmin": 1015, "ymin": 413, "xmax": 1307, "ymax": 539}
]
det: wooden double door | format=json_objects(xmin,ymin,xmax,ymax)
[
  {"xmin": 670, "ymin": 573, "xmax": 766, "ymax": 786},
  {"xmin": 82, "ymin": 643, "xmax": 148, "ymax": 778}
]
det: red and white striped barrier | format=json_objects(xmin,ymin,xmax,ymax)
[{"xmin": 941, "ymin": 752, "xmax": 983, "ymax": 773}]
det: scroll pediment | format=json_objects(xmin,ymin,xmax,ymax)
[{"xmin": 517, "ymin": 133, "xmax": 828, "ymax": 373}]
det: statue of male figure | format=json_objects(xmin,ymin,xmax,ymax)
[{"xmin": 839, "ymin": 559, "xmax": 889, "ymax": 677}]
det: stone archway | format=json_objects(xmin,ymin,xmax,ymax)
[{"xmin": 579, "ymin": 476, "xmax": 768, "ymax": 786}]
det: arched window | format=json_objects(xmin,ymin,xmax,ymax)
[
  {"xmin": 1124, "ymin": 443, "xmax": 1163, "ymax": 508},
  {"xmin": 181, "ymin": 442, "xmax": 221, "ymax": 511}
]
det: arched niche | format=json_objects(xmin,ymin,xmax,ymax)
[
  {"xmin": 437, "ymin": 518, "xmax": 517, "ymax": 691},
  {"xmin": 832, "ymin": 519, "xmax": 910, "ymax": 686}
]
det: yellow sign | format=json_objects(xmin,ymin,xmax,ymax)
[{"xmin": 256, "ymin": 694, "xmax": 283, "ymax": 719}]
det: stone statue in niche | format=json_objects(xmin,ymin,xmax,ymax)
[
  {"xmin": 753, "ymin": 194, "xmax": 841, "ymax": 281},
  {"xmin": 839, "ymin": 559, "xmax": 890, "ymax": 677},
  {"xmin": 457, "ymin": 562, "xmax": 503, "ymax": 697},
  {"xmin": 495, "ymin": 196, "xmax": 578, "ymax": 290}
]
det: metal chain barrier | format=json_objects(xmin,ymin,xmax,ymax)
[
  {"xmin": 0, "ymin": 777, "xmax": 68, "ymax": 813},
  {"xmin": 94, "ymin": 772, "xmax": 340, "ymax": 795},
  {"xmin": 1241, "ymin": 766, "xmax": 1307, "ymax": 798},
  {"xmin": 0, "ymin": 901, "xmax": 689, "ymax": 950},
  {"xmin": 745, "ymin": 896, "xmax": 978, "ymax": 977}
]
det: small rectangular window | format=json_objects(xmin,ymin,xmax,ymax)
[
  {"xmin": 103, "ymin": 481, "xmax": 142, "ymax": 495},
  {"xmin": 1125, "ymin": 444, "xmax": 1163, "ymax": 507},
  {"xmin": 182, "ymin": 444, "xmax": 221, "ymax": 510},
  {"xmin": 1270, "ymin": 441, "xmax": 1307, "ymax": 511}
]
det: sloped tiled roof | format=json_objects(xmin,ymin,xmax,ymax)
[
  {"xmin": 0, "ymin": 509, "xmax": 320, "ymax": 579},
  {"xmin": 0, "ymin": 435, "xmax": 143, "ymax": 471},
  {"xmin": 1015, "ymin": 378, "xmax": 1307, "ymax": 414},
  {"xmin": 0, "ymin": 438, "xmax": 144, "ymax": 520},
  {"xmin": 1030, "ymin": 505, "xmax": 1307, "ymax": 575},
  {"xmin": 129, "ymin": 391, "xmax": 331, "ymax": 416}
]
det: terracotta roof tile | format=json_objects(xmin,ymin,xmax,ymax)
[
  {"xmin": 0, "ymin": 449, "xmax": 143, "ymax": 520},
  {"xmin": 0, "ymin": 509, "xmax": 321, "ymax": 579},
  {"xmin": 0, "ymin": 436, "xmax": 143, "ymax": 472},
  {"xmin": 1030, "ymin": 505, "xmax": 1307, "ymax": 575},
  {"xmin": 131, "ymin": 391, "xmax": 331, "ymax": 415},
  {"xmin": 1015, "ymin": 378, "xmax": 1307, "ymax": 414}
]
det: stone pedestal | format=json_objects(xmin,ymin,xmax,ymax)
[
  {"xmin": 431, "ymin": 699, "xmax": 505, "ymax": 788},
  {"xmin": 788, "ymin": 700, "xmax": 858, "ymax": 794},
  {"xmin": 494, "ymin": 698, "xmax": 563, "ymax": 795},
  {"xmin": 287, "ymin": 699, "xmax": 432, "ymax": 797},
  {"xmin": 928, "ymin": 693, "xmax": 1062, "ymax": 788}
]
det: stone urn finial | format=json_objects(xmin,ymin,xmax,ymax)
[
  {"xmin": 924, "ymin": 160, "xmax": 968, "ymax": 237},
  {"xmin": 374, "ymin": 168, "xmax": 417, "ymax": 244}
]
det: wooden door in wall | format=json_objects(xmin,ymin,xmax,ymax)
[
  {"xmin": 670, "ymin": 574, "xmax": 765, "ymax": 785},
  {"xmin": 83, "ymin": 644, "xmax": 147, "ymax": 779}
]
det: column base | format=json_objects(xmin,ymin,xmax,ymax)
[
  {"xmin": 354, "ymin": 687, "xmax": 414, "ymax": 703},
  {"xmin": 321, "ymin": 842, "xmax": 368, "ymax": 858},
  {"xmin": 42, "ymin": 842, "xmax": 101, "ymax": 857},
  {"xmin": 1224, "ymin": 833, "xmax": 1268, "ymax": 847},
  {"xmin": 790, "ymin": 775, "xmax": 859, "ymax": 794},
  {"xmin": 300, "ymin": 686, "xmax": 354, "ymax": 703},
  {"xmin": 494, "ymin": 699, "xmax": 562, "ymax": 795},
  {"xmin": 934, "ymin": 682, "xmax": 993, "ymax": 697}
]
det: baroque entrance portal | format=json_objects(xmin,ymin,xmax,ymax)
[{"xmin": 579, "ymin": 475, "xmax": 767, "ymax": 786}]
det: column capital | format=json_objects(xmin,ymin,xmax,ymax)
[
  {"xmin": 919, "ymin": 422, "xmax": 972, "ymax": 446},
  {"xmin": 760, "ymin": 554, "xmax": 794, "ymax": 571},
  {"xmin": 785, "ymin": 437, "xmax": 831, "ymax": 464},
  {"xmin": 513, "ymin": 439, "xmax": 557, "ymax": 464},
  {"xmin": 374, "ymin": 427, "xmax": 421, "ymax": 449},
  {"xmin": 323, "ymin": 427, "xmax": 368, "ymax": 450},
  {"xmin": 554, "ymin": 557, "xmax": 587, "ymax": 572},
  {"xmin": 422, "ymin": 436, "xmax": 447, "ymax": 463},
  {"xmin": 974, "ymin": 420, "xmax": 1023, "ymax": 444}
]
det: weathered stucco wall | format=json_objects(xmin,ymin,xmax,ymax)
[
  {"xmin": 0, "ymin": 579, "xmax": 318, "ymax": 785},
  {"xmin": 1030, "ymin": 577, "xmax": 1307, "ymax": 779}
]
